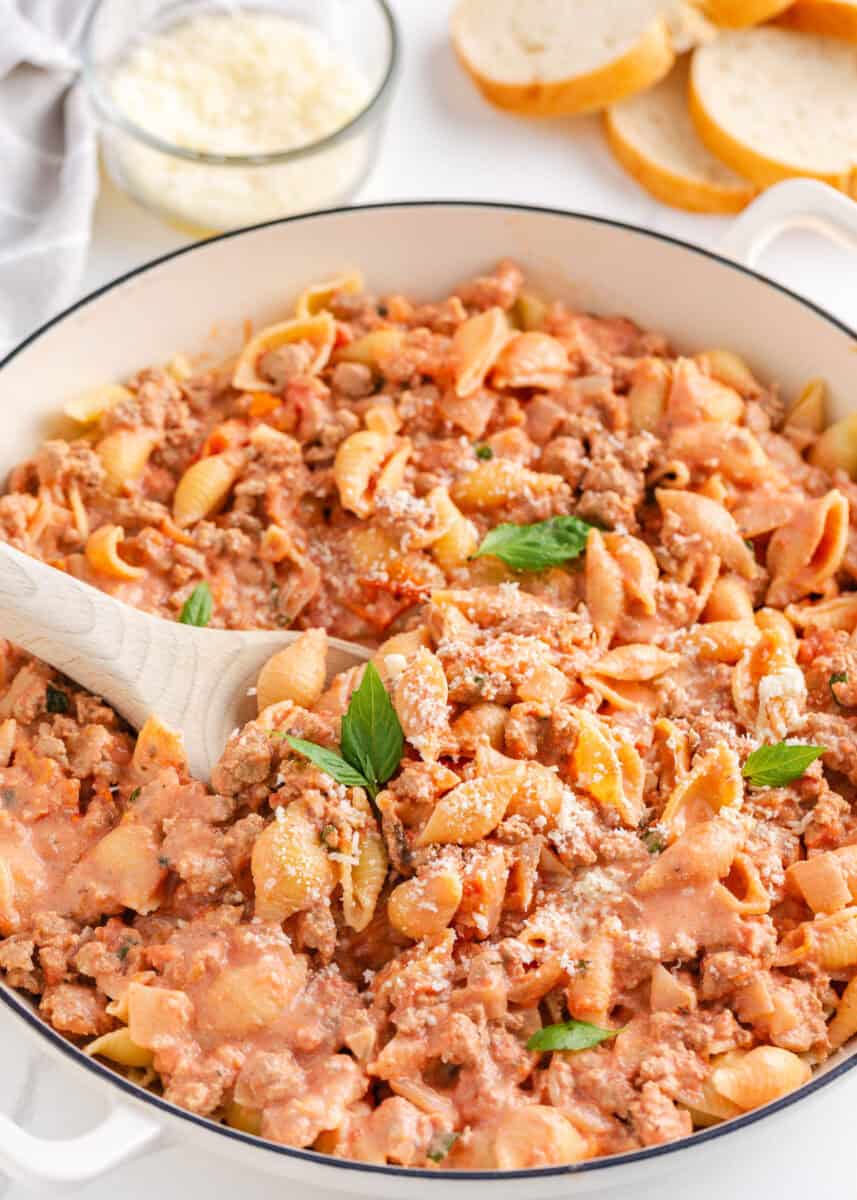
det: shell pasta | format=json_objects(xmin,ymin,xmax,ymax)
[{"xmin": 3, "ymin": 260, "xmax": 857, "ymax": 1170}]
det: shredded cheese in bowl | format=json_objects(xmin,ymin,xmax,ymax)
[{"xmin": 104, "ymin": 11, "xmax": 373, "ymax": 231}]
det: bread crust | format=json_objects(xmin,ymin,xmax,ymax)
[
  {"xmin": 776, "ymin": 0, "xmax": 857, "ymax": 40},
  {"xmin": 700, "ymin": 0, "xmax": 793, "ymax": 27},
  {"xmin": 451, "ymin": 13, "xmax": 677, "ymax": 116},
  {"xmin": 604, "ymin": 104, "xmax": 756, "ymax": 213},
  {"xmin": 688, "ymin": 59, "xmax": 857, "ymax": 196}
]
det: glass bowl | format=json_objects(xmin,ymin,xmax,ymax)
[{"xmin": 81, "ymin": 0, "xmax": 399, "ymax": 235}]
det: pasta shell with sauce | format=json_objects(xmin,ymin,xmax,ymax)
[
  {"xmin": 86, "ymin": 1026, "xmax": 153, "ymax": 1068},
  {"xmin": 710, "ymin": 1046, "xmax": 811, "ymax": 1110},
  {"xmin": 417, "ymin": 771, "xmax": 520, "ymax": 847},
  {"xmin": 451, "ymin": 307, "xmax": 509, "ymax": 397},
  {"xmin": 340, "ymin": 828, "xmax": 388, "ymax": 933},
  {"xmin": 252, "ymin": 803, "xmax": 335, "ymax": 922},
  {"xmin": 494, "ymin": 1106, "xmax": 588, "ymax": 1169},
  {"xmin": 85, "ymin": 524, "xmax": 144, "ymax": 581},
  {"xmin": 695, "ymin": 349, "xmax": 761, "ymax": 397},
  {"xmin": 392, "ymin": 648, "xmax": 449, "ymax": 759},
  {"xmin": 256, "ymin": 629, "xmax": 327, "ymax": 713},
  {"xmin": 571, "ymin": 709, "xmax": 644, "ymax": 827},
  {"xmin": 333, "ymin": 430, "xmax": 390, "ymax": 518},
  {"xmin": 75, "ymin": 820, "xmax": 167, "ymax": 915},
  {"xmin": 627, "ymin": 357, "xmax": 671, "ymax": 433},
  {"xmin": 172, "ymin": 452, "xmax": 241, "ymax": 528},
  {"xmin": 660, "ymin": 743, "xmax": 742, "ymax": 836},
  {"xmin": 827, "ymin": 975, "xmax": 857, "ymax": 1049},
  {"xmin": 388, "ymin": 867, "xmax": 463, "ymax": 939},
  {"xmin": 636, "ymin": 818, "xmax": 742, "ymax": 895},
  {"xmin": 65, "ymin": 383, "xmax": 133, "ymax": 424},
  {"xmin": 96, "ymin": 429, "xmax": 157, "ymax": 492},
  {"xmin": 451, "ymin": 458, "xmax": 564, "ymax": 512},
  {"xmin": 785, "ymin": 378, "xmax": 826, "ymax": 432},
  {"xmin": 809, "ymin": 411, "xmax": 857, "ymax": 475},
  {"xmin": 657, "ymin": 488, "xmax": 758, "ymax": 579},
  {"xmin": 490, "ymin": 331, "xmax": 568, "ymax": 390},
  {"xmin": 334, "ymin": 328, "xmax": 405, "ymax": 370},
  {"xmin": 132, "ymin": 714, "xmax": 188, "ymax": 777},
  {"xmin": 232, "ymin": 313, "xmax": 335, "ymax": 391},
  {"xmin": 295, "ymin": 270, "xmax": 363, "ymax": 318},
  {"xmin": 766, "ymin": 489, "xmax": 849, "ymax": 607}
]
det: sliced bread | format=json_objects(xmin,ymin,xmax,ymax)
[
  {"xmin": 777, "ymin": 0, "xmax": 857, "ymax": 39},
  {"xmin": 698, "ymin": 0, "xmax": 795, "ymax": 26},
  {"xmin": 450, "ymin": 0, "xmax": 714, "ymax": 117},
  {"xmin": 690, "ymin": 27, "xmax": 857, "ymax": 195},
  {"xmin": 605, "ymin": 57, "xmax": 757, "ymax": 212}
]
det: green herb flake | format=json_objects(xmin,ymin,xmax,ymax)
[
  {"xmin": 117, "ymin": 942, "xmax": 132, "ymax": 962},
  {"xmin": 575, "ymin": 959, "xmax": 590, "ymax": 973},
  {"xmin": 179, "ymin": 581, "xmax": 213, "ymax": 627},
  {"xmin": 474, "ymin": 444, "xmax": 494, "ymax": 461},
  {"xmin": 426, "ymin": 1132, "xmax": 460, "ymax": 1163},
  {"xmin": 641, "ymin": 829, "xmax": 665, "ymax": 855},
  {"xmin": 320, "ymin": 823, "xmax": 339, "ymax": 849},
  {"xmin": 742, "ymin": 742, "xmax": 826, "ymax": 789},
  {"xmin": 473, "ymin": 515, "xmax": 595, "ymax": 572},
  {"xmin": 527, "ymin": 1019, "xmax": 622, "ymax": 1053},
  {"xmin": 471, "ymin": 674, "xmax": 486, "ymax": 689},
  {"xmin": 830, "ymin": 671, "xmax": 849, "ymax": 704},
  {"xmin": 45, "ymin": 684, "xmax": 70, "ymax": 714},
  {"xmin": 158, "ymin": 856, "xmax": 170, "ymax": 868},
  {"xmin": 128, "ymin": 787, "xmax": 141, "ymax": 804}
]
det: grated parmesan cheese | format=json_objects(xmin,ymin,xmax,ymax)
[
  {"xmin": 107, "ymin": 12, "xmax": 371, "ymax": 230},
  {"xmin": 756, "ymin": 666, "xmax": 806, "ymax": 741}
]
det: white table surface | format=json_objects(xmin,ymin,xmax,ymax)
[{"xmin": 3, "ymin": 3, "xmax": 857, "ymax": 1198}]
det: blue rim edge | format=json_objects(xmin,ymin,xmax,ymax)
[{"xmin": 0, "ymin": 199, "xmax": 855, "ymax": 1182}]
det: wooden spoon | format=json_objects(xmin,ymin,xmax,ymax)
[{"xmin": 0, "ymin": 542, "xmax": 370, "ymax": 780}]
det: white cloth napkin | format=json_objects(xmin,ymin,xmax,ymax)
[{"xmin": 0, "ymin": 0, "xmax": 99, "ymax": 358}]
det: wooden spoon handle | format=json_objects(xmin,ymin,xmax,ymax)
[
  {"xmin": 0, "ymin": 540, "xmax": 175, "ymax": 731},
  {"xmin": 0, "ymin": 541, "xmax": 372, "ymax": 780}
]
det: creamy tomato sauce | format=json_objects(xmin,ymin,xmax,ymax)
[{"xmin": 1, "ymin": 262, "xmax": 857, "ymax": 1169}]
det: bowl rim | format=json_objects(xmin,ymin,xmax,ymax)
[
  {"xmin": 80, "ymin": 0, "xmax": 400, "ymax": 167},
  {"xmin": 0, "ymin": 199, "xmax": 855, "ymax": 1182}
]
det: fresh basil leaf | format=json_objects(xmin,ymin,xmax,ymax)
[
  {"xmin": 45, "ymin": 684, "xmax": 70, "ymax": 714},
  {"xmin": 179, "ymin": 581, "xmax": 213, "ymax": 626},
  {"xmin": 281, "ymin": 665, "xmax": 403, "ymax": 799},
  {"xmin": 426, "ymin": 1131, "xmax": 460, "ymax": 1163},
  {"xmin": 473, "ymin": 515, "xmax": 594, "ymax": 572},
  {"xmin": 742, "ymin": 742, "xmax": 825, "ymax": 788},
  {"xmin": 527, "ymin": 1019, "xmax": 621, "ymax": 1053},
  {"xmin": 340, "ymin": 662, "xmax": 403, "ymax": 797},
  {"xmin": 284, "ymin": 736, "xmax": 371, "ymax": 792}
]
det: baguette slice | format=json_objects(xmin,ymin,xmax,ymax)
[
  {"xmin": 450, "ymin": 0, "xmax": 714, "ymax": 117},
  {"xmin": 698, "ymin": 0, "xmax": 794, "ymax": 26},
  {"xmin": 777, "ymin": 0, "xmax": 857, "ymax": 40},
  {"xmin": 605, "ymin": 57, "xmax": 757, "ymax": 212},
  {"xmin": 690, "ymin": 28, "xmax": 857, "ymax": 196}
]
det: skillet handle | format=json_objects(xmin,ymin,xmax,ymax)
[
  {"xmin": 0, "ymin": 1098, "xmax": 160, "ymax": 1187},
  {"xmin": 720, "ymin": 179, "xmax": 857, "ymax": 268}
]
